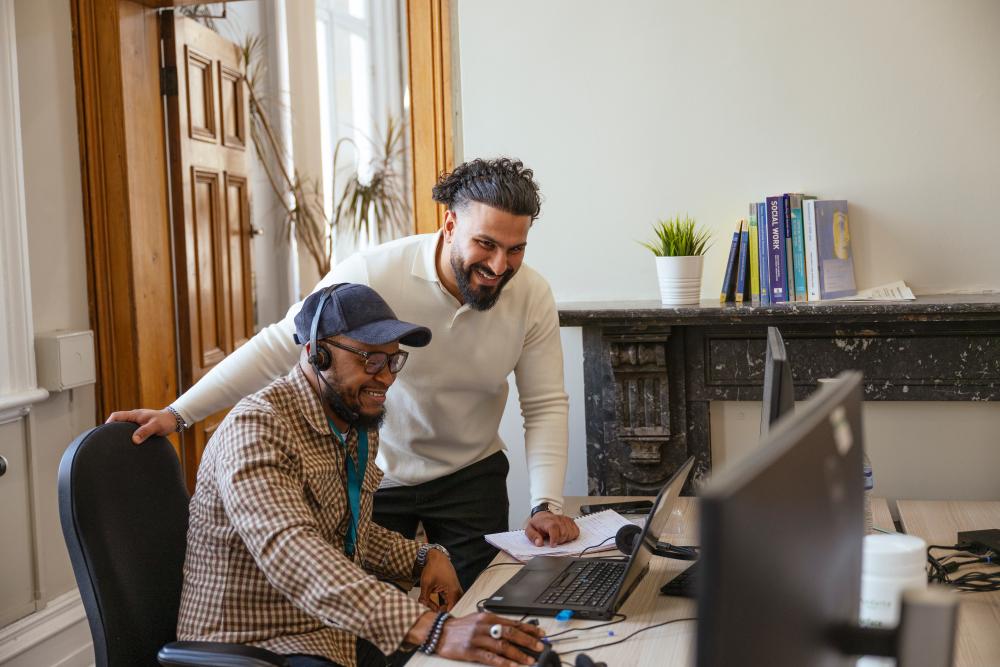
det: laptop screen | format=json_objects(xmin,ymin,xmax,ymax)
[{"xmin": 615, "ymin": 456, "xmax": 695, "ymax": 601}]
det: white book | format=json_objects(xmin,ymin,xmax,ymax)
[
  {"xmin": 803, "ymin": 199, "xmax": 821, "ymax": 301},
  {"xmin": 484, "ymin": 510, "xmax": 634, "ymax": 562}
]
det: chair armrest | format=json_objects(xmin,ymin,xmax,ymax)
[{"xmin": 158, "ymin": 641, "xmax": 289, "ymax": 667}]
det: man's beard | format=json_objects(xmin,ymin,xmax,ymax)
[
  {"xmin": 317, "ymin": 367, "xmax": 386, "ymax": 430},
  {"xmin": 450, "ymin": 247, "xmax": 515, "ymax": 311}
]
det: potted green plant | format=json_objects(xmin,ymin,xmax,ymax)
[{"xmin": 639, "ymin": 215, "xmax": 712, "ymax": 305}]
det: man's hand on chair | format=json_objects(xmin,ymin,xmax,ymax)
[{"xmin": 105, "ymin": 408, "xmax": 176, "ymax": 444}]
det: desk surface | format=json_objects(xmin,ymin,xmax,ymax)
[
  {"xmin": 409, "ymin": 499, "xmax": 1000, "ymax": 666},
  {"xmin": 409, "ymin": 496, "xmax": 897, "ymax": 667},
  {"xmin": 895, "ymin": 500, "xmax": 1000, "ymax": 666}
]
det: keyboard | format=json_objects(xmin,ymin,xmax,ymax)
[
  {"xmin": 535, "ymin": 559, "xmax": 626, "ymax": 608},
  {"xmin": 659, "ymin": 561, "xmax": 699, "ymax": 598}
]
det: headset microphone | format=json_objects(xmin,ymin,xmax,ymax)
[{"xmin": 614, "ymin": 523, "xmax": 698, "ymax": 561}]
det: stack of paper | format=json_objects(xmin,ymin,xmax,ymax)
[{"xmin": 485, "ymin": 510, "xmax": 634, "ymax": 561}]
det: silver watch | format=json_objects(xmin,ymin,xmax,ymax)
[
  {"xmin": 416, "ymin": 543, "xmax": 450, "ymax": 570},
  {"xmin": 166, "ymin": 406, "xmax": 189, "ymax": 433}
]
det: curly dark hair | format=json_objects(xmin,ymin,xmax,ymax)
[{"xmin": 431, "ymin": 157, "xmax": 542, "ymax": 221}]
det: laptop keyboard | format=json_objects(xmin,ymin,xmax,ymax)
[
  {"xmin": 659, "ymin": 561, "xmax": 699, "ymax": 598},
  {"xmin": 535, "ymin": 560, "xmax": 627, "ymax": 608}
]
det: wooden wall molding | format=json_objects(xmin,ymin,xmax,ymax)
[
  {"xmin": 407, "ymin": 0, "xmax": 454, "ymax": 234},
  {"xmin": 71, "ymin": 0, "xmax": 178, "ymax": 423}
]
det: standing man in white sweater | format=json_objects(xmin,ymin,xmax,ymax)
[{"xmin": 108, "ymin": 157, "xmax": 578, "ymax": 588}]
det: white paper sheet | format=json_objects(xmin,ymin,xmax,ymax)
[{"xmin": 484, "ymin": 510, "xmax": 633, "ymax": 561}]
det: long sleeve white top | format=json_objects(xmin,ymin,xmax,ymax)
[{"xmin": 172, "ymin": 232, "xmax": 570, "ymax": 510}]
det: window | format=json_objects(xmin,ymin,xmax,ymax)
[{"xmin": 315, "ymin": 0, "xmax": 410, "ymax": 255}]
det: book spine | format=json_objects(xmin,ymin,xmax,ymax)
[
  {"xmin": 735, "ymin": 219, "xmax": 749, "ymax": 303},
  {"xmin": 783, "ymin": 194, "xmax": 795, "ymax": 299},
  {"xmin": 789, "ymin": 193, "xmax": 808, "ymax": 302},
  {"xmin": 757, "ymin": 202, "xmax": 770, "ymax": 304},
  {"xmin": 720, "ymin": 220, "xmax": 742, "ymax": 302},
  {"xmin": 803, "ymin": 199, "xmax": 821, "ymax": 301},
  {"xmin": 748, "ymin": 215, "xmax": 760, "ymax": 305},
  {"xmin": 766, "ymin": 196, "xmax": 788, "ymax": 302}
]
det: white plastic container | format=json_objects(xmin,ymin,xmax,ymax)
[{"xmin": 858, "ymin": 533, "xmax": 928, "ymax": 666}]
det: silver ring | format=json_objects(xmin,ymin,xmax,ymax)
[{"xmin": 489, "ymin": 623, "xmax": 503, "ymax": 640}]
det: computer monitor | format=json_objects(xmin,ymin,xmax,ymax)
[
  {"xmin": 759, "ymin": 326, "xmax": 795, "ymax": 436},
  {"xmin": 697, "ymin": 371, "xmax": 865, "ymax": 667}
]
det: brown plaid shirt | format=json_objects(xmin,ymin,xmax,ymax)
[{"xmin": 177, "ymin": 365, "xmax": 425, "ymax": 666}]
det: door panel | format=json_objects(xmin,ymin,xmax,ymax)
[
  {"xmin": 225, "ymin": 174, "xmax": 253, "ymax": 349},
  {"xmin": 163, "ymin": 12, "xmax": 253, "ymax": 489}
]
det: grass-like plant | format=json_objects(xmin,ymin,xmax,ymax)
[{"xmin": 639, "ymin": 215, "xmax": 712, "ymax": 257}]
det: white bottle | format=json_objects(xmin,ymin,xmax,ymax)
[{"xmin": 858, "ymin": 533, "xmax": 928, "ymax": 666}]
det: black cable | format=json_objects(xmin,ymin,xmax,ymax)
[
  {"xmin": 578, "ymin": 536, "xmax": 617, "ymax": 558},
  {"xmin": 557, "ymin": 616, "xmax": 697, "ymax": 655},
  {"xmin": 927, "ymin": 544, "xmax": 1000, "ymax": 593}
]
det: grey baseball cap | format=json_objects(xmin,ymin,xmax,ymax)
[{"xmin": 292, "ymin": 283, "xmax": 432, "ymax": 347}]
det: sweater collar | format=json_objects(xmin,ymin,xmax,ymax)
[{"xmin": 411, "ymin": 230, "xmax": 444, "ymax": 283}]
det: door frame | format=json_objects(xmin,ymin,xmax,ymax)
[{"xmin": 71, "ymin": 0, "xmax": 454, "ymax": 433}]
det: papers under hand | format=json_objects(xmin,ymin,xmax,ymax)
[
  {"xmin": 834, "ymin": 280, "xmax": 916, "ymax": 301},
  {"xmin": 485, "ymin": 510, "xmax": 633, "ymax": 561}
]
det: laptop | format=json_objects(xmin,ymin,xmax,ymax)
[{"xmin": 483, "ymin": 457, "xmax": 695, "ymax": 620}]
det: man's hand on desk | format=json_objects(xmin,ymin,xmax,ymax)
[
  {"xmin": 405, "ymin": 612, "xmax": 545, "ymax": 666},
  {"xmin": 526, "ymin": 511, "xmax": 579, "ymax": 547},
  {"xmin": 418, "ymin": 549, "xmax": 463, "ymax": 611}
]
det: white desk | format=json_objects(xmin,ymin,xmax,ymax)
[{"xmin": 409, "ymin": 495, "xmax": 900, "ymax": 667}]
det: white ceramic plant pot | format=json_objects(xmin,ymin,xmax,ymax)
[{"xmin": 655, "ymin": 255, "xmax": 704, "ymax": 306}]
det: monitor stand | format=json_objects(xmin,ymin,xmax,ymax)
[{"xmin": 831, "ymin": 588, "xmax": 958, "ymax": 666}]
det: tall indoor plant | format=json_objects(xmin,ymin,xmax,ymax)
[{"xmin": 639, "ymin": 215, "xmax": 712, "ymax": 305}]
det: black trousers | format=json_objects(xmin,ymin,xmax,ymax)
[
  {"xmin": 286, "ymin": 638, "xmax": 408, "ymax": 667},
  {"xmin": 373, "ymin": 451, "xmax": 510, "ymax": 590}
]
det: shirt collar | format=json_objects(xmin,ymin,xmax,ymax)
[
  {"xmin": 411, "ymin": 230, "xmax": 444, "ymax": 283},
  {"xmin": 289, "ymin": 363, "xmax": 333, "ymax": 436}
]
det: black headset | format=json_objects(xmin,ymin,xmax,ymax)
[
  {"xmin": 533, "ymin": 645, "xmax": 606, "ymax": 667},
  {"xmin": 614, "ymin": 524, "xmax": 699, "ymax": 561},
  {"xmin": 308, "ymin": 283, "xmax": 348, "ymax": 372},
  {"xmin": 307, "ymin": 283, "xmax": 360, "ymax": 424}
]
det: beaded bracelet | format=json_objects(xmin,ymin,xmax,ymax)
[{"xmin": 419, "ymin": 611, "xmax": 450, "ymax": 655}]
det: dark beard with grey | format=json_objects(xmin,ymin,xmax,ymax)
[
  {"xmin": 450, "ymin": 248, "xmax": 514, "ymax": 311},
  {"xmin": 317, "ymin": 366, "xmax": 386, "ymax": 430}
]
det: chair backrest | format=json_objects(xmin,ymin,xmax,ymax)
[{"xmin": 59, "ymin": 422, "xmax": 191, "ymax": 667}]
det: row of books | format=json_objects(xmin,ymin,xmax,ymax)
[{"xmin": 720, "ymin": 195, "xmax": 856, "ymax": 304}]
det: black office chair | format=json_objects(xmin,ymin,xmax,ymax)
[{"xmin": 58, "ymin": 421, "xmax": 288, "ymax": 666}]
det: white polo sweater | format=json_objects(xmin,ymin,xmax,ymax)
[{"xmin": 172, "ymin": 232, "xmax": 570, "ymax": 510}]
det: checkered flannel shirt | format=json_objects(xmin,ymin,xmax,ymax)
[{"xmin": 177, "ymin": 364, "xmax": 426, "ymax": 666}]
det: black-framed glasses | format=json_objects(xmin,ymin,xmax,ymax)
[{"xmin": 324, "ymin": 340, "xmax": 409, "ymax": 375}]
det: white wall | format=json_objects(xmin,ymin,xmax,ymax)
[
  {"xmin": 457, "ymin": 0, "xmax": 1000, "ymax": 522},
  {"xmin": 15, "ymin": 0, "xmax": 94, "ymax": 606}
]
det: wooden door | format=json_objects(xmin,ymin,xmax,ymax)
[{"xmin": 162, "ymin": 12, "xmax": 254, "ymax": 488}]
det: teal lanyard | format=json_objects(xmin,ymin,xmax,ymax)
[{"xmin": 326, "ymin": 419, "xmax": 368, "ymax": 558}]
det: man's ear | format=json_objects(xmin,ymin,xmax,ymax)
[{"xmin": 442, "ymin": 209, "xmax": 458, "ymax": 243}]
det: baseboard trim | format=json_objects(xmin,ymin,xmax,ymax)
[{"xmin": 0, "ymin": 589, "xmax": 87, "ymax": 662}]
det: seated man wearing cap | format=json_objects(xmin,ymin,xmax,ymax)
[{"xmin": 177, "ymin": 283, "xmax": 544, "ymax": 667}]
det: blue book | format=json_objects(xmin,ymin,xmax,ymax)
[
  {"xmin": 720, "ymin": 220, "xmax": 742, "ymax": 302},
  {"xmin": 765, "ymin": 196, "xmax": 788, "ymax": 302},
  {"xmin": 756, "ymin": 202, "xmax": 770, "ymax": 304},
  {"xmin": 783, "ymin": 195, "xmax": 795, "ymax": 299},
  {"xmin": 735, "ymin": 219, "xmax": 750, "ymax": 303},
  {"xmin": 811, "ymin": 200, "xmax": 857, "ymax": 299},
  {"xmin": 787, "ymin": 193, "xmax": 810, "ymax": 302}
]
